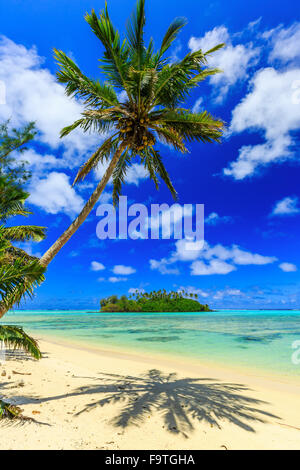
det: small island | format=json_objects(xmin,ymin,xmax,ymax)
[{"xmin": 100, "ymin": 290, "xmax": 212, "ymax": 313}]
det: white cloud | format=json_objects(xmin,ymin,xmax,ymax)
[
  {"xmin": 108, "ymin": 276, "xmax": 128, "ymax": 283},
  {"xmin": 271, "ymin": 196, "xmax": 300, "ymax": 216},
  {"xmin": 149, "ymin": 258, "xmax": 180, "ymax": 275},
  {"xmin": 128, "ymin": 288, "xmax": 145, "ymax": 294},
  {"xmin": 168, "ymin": 238, "xmax": 204, "ymax": 262},
  {"xmin": 178, "ymin": 286, "xmax": 210, "ymax": 298},
  {"xmin": 188, "ymin": 26, "xmax": 259, "ymax": 101},
  {"xmin": 228, "ymin": 246, "xmax": 277, "ymax": 265},
  {"xmin": 191, "ymin": 259, "xmax": 236, "ymax": 275},
  {"xmin": 18, "ymin": 148, "xmax": 65, "ymax": 175},
  {"xmin": 94, "ymin": 161, "xmax": 148, "ymax": 187},
  {"xmin": 150, "ymin": 239, "xmax": 276, "ymax": 276},
  {"xmin": 205, "ymin": 212, "xmax": 232, "ymax": 225},
  {"xmin": 279, "ymin": 262, "xmax": 297, "ymax": 272},
  {"xmin": 146, "ymin": 204, "xmax": 194, "ymax": 238},
  {"xmin": 192, "ymin": 97, "xmax": 203, "ymax": 113},
  {"xmin": 0, "ymin": 36, "xmax": 97, "ymax": 162},
  {"xmin": 224, "ymin": 68, "xmax": 300, "ymax": 179},
  {"xmin": 28, "ymin": 172, "xmax": 84, "ymax": 217},
  {"xmin": 112, "ymin": 265, "xmax": 136, "ymax": 275},
  {"xmin": 213, "ymin": 288, "xmax": 244, "ymax": 299},
  {"xmin": 264, "ymin": 22, "xmax": 300, "ymax": 65},
  {"xmin": 91, "ymin": 261, "xmax": 105, "ymax": 271}
]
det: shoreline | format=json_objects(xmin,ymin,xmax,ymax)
[
  {"xmin": 34, "ymin": 331, "xmax": 300, "ymax": 388},
  {"xmin": 1, "ymin": 338, "xmax": 300, "ymax": 449}
]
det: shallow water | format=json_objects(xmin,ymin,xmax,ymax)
[{"xmin": 2, "ymin": 309, "xmax": 300, "ymax": 379}]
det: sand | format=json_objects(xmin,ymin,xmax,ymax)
[{"xmin": 0, "ymin": 337, "xmax": 300, "ymax": 450}]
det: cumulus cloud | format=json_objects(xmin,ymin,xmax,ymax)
[
  {"xmin": 192, "ymin": 97, "xmax": 203, "ymax": 113},
  {"xmin": 205, "ymin": 212, "xmax": 232, "ymax": 225},
  {"xmin": 108, "ymin": 276, "xmax": 128, "ymax": 283},
  {"xmin": 213, "ymin": 288, "xmax": 244, "ymax": 299},
  {"xmin": 149, "ymin": 258, "xmax": 180, "ymax": 275},
  {"xmin": 188, "ymin": 26, "xmax": 259, "ymax": 101},
  {"xmin": 0, "ymin": 36, "xmax": 97, "ymax": 162},
  {"xmin": 271, "ymin": 196, "xmax": 300, "ymax": 216},
  {"xmin": 91, "ymin": 261, "xmax": 105, "ymax": 271},
  {"xmin": 224, "ymin": 68, "xmax": 300, "ymax": 179},
  {"xmin": 279, "ymin": 262, "xmax": 297, "ymax": 272},
  {"xmin": 94, "ymin": 161, "xmax": 148, "ymax": 187},
  {"xmin": 178, "ymin": 286, "xmax": 210, "ymax": 298},
  {"xmin": 28, "ymin": 172, "xmax": 84, "ymax": 217},
  {"xmin": 128, "ymin": 288, "xmax": 145, "ymax": 294},
  {"xmin": 150, "ymin": 239, "xmax": 277, "ymax": 276},
  {"xmin": 264, "ymin": 22, "xmax": 300, "ymax": 65},
  {"xmin": 191, "ymin": 259, "xmax": 236, "ymax": 275},
  {"xmin": 112, "ymin": 265, "xmax": 136, "ymax": 275}
]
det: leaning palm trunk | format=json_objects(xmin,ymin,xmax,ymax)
[{"xmin": 39, "ymin": 146, "xmax": 123, "ymax": 267}]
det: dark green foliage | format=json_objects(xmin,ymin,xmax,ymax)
[
  {"xmin": 0, "ymin": 121, "xmax": 37, "ymax": 185},
  {"xmin": 0, "ymin": 399, "xmax": 23, "ymax": 419},
  {"xmin": 100, "ymin": 290, "xmax": 211, "ymax": 312},
  {"xmin": 0, "ymin": 324, "xmax": 42, "ymax": 359}
]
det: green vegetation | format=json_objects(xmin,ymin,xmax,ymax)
[
  {"xmin": 0, "ymin": 121, "xmax": 44, "ymax": 419},
  {"xmin": 0, "ymin": 122, "xmax": 44, "ymax": 354},
  {"xmin": 0, "ymin": 122, "xmax": 46, "ymax": 315},
  {"xmin": 100, "ymin": 290, "xmax": 211, "ymax": 312}
]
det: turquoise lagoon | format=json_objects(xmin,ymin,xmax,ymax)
[{"xmin": 2, "ymin": 309, "xmax": 300, "ymax": 380}]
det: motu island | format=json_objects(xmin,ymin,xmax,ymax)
[{"xmin": 100, "ymin": 290, "xmax": 211, "ymax": 312}]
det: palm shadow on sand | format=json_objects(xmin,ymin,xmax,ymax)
[
  {"xmin": 4, "ymin": 368, "xmax": 279, "ymax": 437},
  {"xmin": 72, "ymin": 369, "xmax": 278, "ymax": 437}
]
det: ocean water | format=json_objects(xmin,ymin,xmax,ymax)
[{"xmin": 2, "ymin": 309, "xmax": 300, "ymax": 380}]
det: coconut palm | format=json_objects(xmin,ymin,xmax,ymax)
[
  {"xmin": 39, "ymin": 0, "xmax": 224, "ymax": 268},
  {"xmin": 0, "ymin": 176, "xmax": 46, "ymax": 315}
]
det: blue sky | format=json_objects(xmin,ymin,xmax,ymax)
[{"xmin": 0, "ymin": 0, "xmax": 300, "ymax": 309}]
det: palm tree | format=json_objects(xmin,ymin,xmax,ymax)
[
  {"xmin": 0, "ymin": 176, "xmax": 46, "ymax": 317},
  {"xmin": 39, "ymin": 0, "xmax": 224, "ymax": 268}
]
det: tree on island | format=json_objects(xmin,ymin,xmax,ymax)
[{"xmin": 100, "ymin": 290, "xmax": 211, "ymax": 313}]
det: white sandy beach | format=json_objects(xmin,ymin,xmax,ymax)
[{"xmin": 0, "ymin": 337, "xmax": 300, "ymax": 450}]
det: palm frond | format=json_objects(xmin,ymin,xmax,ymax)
[
  {"xmin": 0, "ymin": 399, "xmax": 22, "ymax": 420},
  {"xmin": 154, "ymin": 48, "xmax": 224, "ymax": 107},
  {"xmin": 161, "ymin": 110, "xmax": 225, "ymax": 143},
  {"xmin": 54, "ymin": 49, "xmax": 120, "ymax": 109},
  {"xmin": 0, "ymin": 325, "xmax": 41, "ymax": 359},
  {"xmin": 151, "ymin": 125, "xmax": 188, "ymax": 153},
  {"xmin": 149, "ymin": 148, "xmax": 177, "ymax": 200},
  {"xmin": 85, "ymin": 7, "xmax": 132, "ymax": 99},
  {"xmin": 73, "ymin": 135, "xmax": 119, "ymax": 185},
  {"xmin": 0, "ymin": 254, "xmax": 45, "ymax": 310},
  {"xmin": 157, "ymin": 17, "xmax": 187, "ymax": 62},
  {"xmin": 112, "ymin": 148, "xmax": 130, "ymax": 205},
  {"xmin": 126, "ymin": 0, "xmax": 146, "ymax": 65},
  {"xmin": 141, "ymin": 149, "xmax": 159, "ymax": 190},
  {"xmin": 2, "ymin": 225, "xmax": 46, "ymax": 243}
]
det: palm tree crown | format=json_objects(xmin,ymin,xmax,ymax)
[
  {"xmin": 39, "ymin": 0, "xmax": 225, "ymax": 268},
  {"xmin": 54, "ymin": 0, "xmax": 225, "ymax": 205}
]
